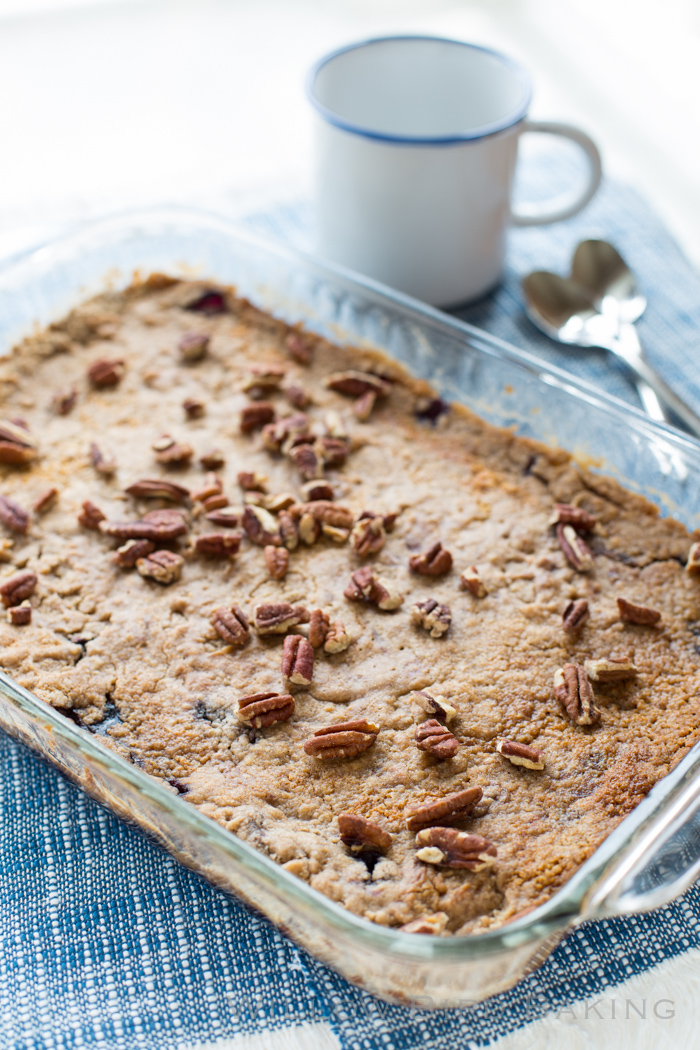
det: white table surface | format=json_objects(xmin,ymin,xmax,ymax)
[{"xmin": 1, "ymin": 3, "xmax": 699, "ymax": 1048}]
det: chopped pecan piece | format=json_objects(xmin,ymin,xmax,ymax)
[
  {"xmin": 125, "ymin": 479, "xmax": 190, "ymax": 503},
  {"xmin": 415, "ymin": 691, "xmax": 457, "ymax": 723},
  {"xmin": 303, "ymin": 719, "xmax": 379, "ymax": 760},
  {"xmin": 308, "ymin": 609, "xmax": 330, "ymax": 648},
  {"xmin": 8, "ymin": 601, "xmax": 32, "ymax": 626},
  {"xmin": 562, "ymin": 598, "xmax": 589, "ymax": 632},
  {"xmin": 90, "ymin": 442, "xmax": 116, "ymax": 476},
  {"xmin": 415, "ymin": 397, "xmax": 449, "ymax": 424},
  {"xmin": 399, "ymin": 913, "xmax": 448, "ymax": 936},
  {"xmin": 78, "ymin": 500, "xmax": 106, "ymax": 531},
  {"xmin": 324, "ymin": 621, "xmax": 351, "ymax": 653},
  {"xmin": 183, "ymin": 397, "xmax": 205, "ymax": 419},
  {"xmin": 261, "ymin": 413, "xmax": 309, "ymax": 453},
  {"xmin": 112, "ymin": 538, "xmax": 155, "ymax": 568},
  {"xmin": 0, "ymin": 496, "xmax": 29, "ymax": 534},
  {"xmin": 557, "ymin": 524, "xmax": 593, "ymax": 572},
  {"xmin": 285, "ymin": 384, "xmax": 309, "ymax": 409},
  {"xmin": 136, "ymin": 549, "xmax": 184, "ymax": 585},
  {"xmin": 358, "ymin": 509, "xmax": 398, "ymax": 532},
  {"xmin": 321, "ymin": 523, "xmax": 350, "ymax": 544},
  {"xmin": 284, "ymin": 331, "xmax": 313, "ymax": 365},
  {"xmin": 325, "ymin": 370, "xmax": 391, "ymax": 398},
  {"xmin": 87, "ymin": 357, "xmax": 125, "ymax": 388},
  {"xmin": 240, "ymin": 401, "xmax": 275, "ymax": 433},
  {"xmin": 254, "ymin": 602, "xmax": 309, "ymax": 634},
  {"xmin": 315, "ymin": 436, "xmax": 349, "ymax": 468},
  {"xmin": 203, "ymin": 493, "xmax": 229, "ymax": 512},
  {"xmin": 237, "ymin": 471, "xmax": 268, "ymax": 492},
  {"xmin": 242, "ymin": 365, "xmax": 285, "ymax": 397},
  {"xmin": 292, "ymin": 501, "xmax": 354, "ymax": 530},
  {"xmin": 344, "ymin": 566, "xmax": 403, "ymax": 611},
  {"xmin": 323, "ymin": 410, "xmax": 347, "ymax": 439},
  {"xmin": 0, "ymin": 570, "xmax": 37, "ymax": 608},
  {"xmin": 549, "ymin": 503, "xmax": 596, "ymax": 532},
  {"xmin": 405, "ymin": 787, "xmax": 483, "ymax": 832},
  {"xmin": 199, "ymin": 450, "xmax": 225, "ymax": 470},
  {"xmin": 32, "ymin": 487, "xmax": 58, "ymax": 516},
  {"xmin": 409, "ymin": 541, "xmax": 453, "ymax": 576},
  {"xmin": 460, "ymin": 566, "xmax": 487, "ymax": 597},
  {"xmin": 687, "ymin": 542, "xmax": 700, "ymax": 572},
  {"xmin": 242, "ymin": 504, "xmax": 281, "ymax": 546},
  {"xmin": 237, "ymin": 691, "xmax": 295, "ymax": 728},
  {"xmin": 281, "ymin": 635, "xmax": 314, "ymax": 685},
  {"xmin": 178, "ymin": 330, "xmax": 210, "ymax": 362},
  {"xmin": 353, "ymin": 389, "xmax": 376, "ymax": 421},
  {"xmin": 211, "ymin": 605, "xmax": 250, "ymax": 647},
  {"xmin": 195, "ymin": 533, "xmax": 241, "ymax": 558},
  {"xmin": 617, "ymin": 597, "xmax": 661, "ymax": 626},
  {"xmin": 191, "ymin": 474, "xmax": 223, "ymax": 503},
  {"xmin": 415, "ymin": 828, "xmax": 497, "ymax": 871},
  {"xmin": 52, "ymin": 387, "xmax": 78, "ymax": 415},
  {"xmin": 299, "ymin": 511, "xmax": 321, "ymax": 546},
  {"xmin": 205, "ymin": 507, "xmax": 239, "ymax": 528},
  {"xmin": 351, "ymin": 516, "xmax": 386, "ymax": 556},
  {"xmin": 0, "ymin": 420, "xmax": 38, "ymax": 465},
  {"xmin": 553, "ymin": 663, "xmax": 599, "ymax": 725},
  {"xmin": 265, "ymin": 544, "xmax": 289, "ymax": 579},
  {"xmin": 300, "ymin": 481, "xmax": 334, "ymax": 502},
  {"xmin": 278, "ymin": 509, "xmax": 299, "ymax": 550},
  {"xmin": 411, "ymin": 599, "xmax": 451, "ymax": 638},
  {"xmin": 338, "ymin": 814, "xmax": 392, "ymax": 854},
  {"xmin": 258, "ymin": 492, "xmax": 296, "ymax": 513},
  {"xmin": 288, "ymin": 443, "xmax": 322, "ymax": 480},
  {"xmin": 584, "ymin": 657, "xmax": 638, "ymax": 682},
  {"xmin": 100, "ymin": 509, "xmax": 188, "ymax": 542},
  {"xmin": 415, "ymin": 719, "xmax": 459, "ymax": 760},
  {"xmin": 153, "ymin": 437, "xmax": 194, "ymax": 468},
  {"xmin": 496, "ymin": 739, "xmax": 545, "ymax": 770}
]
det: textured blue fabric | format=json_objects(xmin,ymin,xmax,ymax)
[{"xmin": 4, "ymin": 158, "xmax": 700, "ymax": 1050}]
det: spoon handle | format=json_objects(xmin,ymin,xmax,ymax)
[
  {"xmin": 635, "ymin": 379, "xmax": 672, "ymax": 425},
  {"xmin": 611, "ymin": 324, "xmax": 700, "ymax": 438}
]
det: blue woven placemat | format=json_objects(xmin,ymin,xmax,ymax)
[{"xmin": 3, "ymin": 154, "xmax": 700, "ymax": 1050}]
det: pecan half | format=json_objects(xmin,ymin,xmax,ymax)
[
  {"xmin": 285, "ymin": 384, "xmax": 309, "ymax": 409},
  {"xmin": 52, "ymin": 387, "xmax": 77, "ymax": 415},
  {"xmin": 562, "ymin": 598, "xmax": 589, "ymax": 632},
  {"xmin": 8, "ymin": 601, "xmax": 32, "ymax": 626},
  {"xmin": 265, "ymin": 544, "xmax": 289, "ymax": 579},
  {"xmin": 195, "ymin": 533, "xmax": 241, "ymax": 558},
  {"xmin": 415, "ymin": 691, "xmax": 457, "ymax": 723},
  {"xmin": 203, "ymin": 493, "xmax": 229, "ymax": 512},
  {"xmin": 242, "ymin": 504, "xmax": 281, "ymax": 546},
  {"xmin": 460, "ymin": 566, "xmax": 487, "ymax": 597},
  {"xmin": 496, "ymin": 739, "xmax": 545, "ymax": 770},
  {"xmin": 237, "ymin": 471, "xmax": 268, "ymax": 493},
  {"xmin": 325, "ymin": 370, "xmax": 391, "ymax": 398},
  {"xmin": 278, "ymin": 509, "xmax": 299, "ymax": 550},
  {"xmin": 281, "ymin": 635, "xmax": 314, "ymax": 685},
  {"xmin": 405, "ymin": 787, "xmax": 483, "ymax": 832},
  {"xmin": 292, "ymin": 501, "xmax": 354, "ymax": 530},
  {"xmin": 409, "ymin": 541, "xmax": 453, "ymax": 576},
  {"xmin": 308, "ymin": 609, "xmax": 330, "ymax": 648},
  {"xmin": 112, "ymin": 538, "xmax": 155, "ymax": 568},
  {"xmin": 549, "ymin": 503, "xmax": 596, "ymax": 532},
  {"xmin": 90, "ymin": 442, "xmax": 116, "ymax": 476},
  {"xmin": 240, "ymin": 401, "xmax": 275, "ymax": 433},
  {"xmin": 415, "ymin": 828, "xmax": 497, "ymax": 871},
  {"xmin": 411, "ymin": 599, "xmax": 451, "ymax": 638},
  {"xmin": 553, "ymin": 663, "xmax": 599, "ymax": 725},
  {"xmin": 0, "ymin": 570, "xmax": 37, "ymax": 608},
  {"xmin": 338, "ymin": 814, "xmax": 392, "ymax": 854},
  {"xmin": 617, "ymin": 597, "xmax": 661, "ymax": 626},
  {"xmin": 211, "ymin": 605, "xmax": 250, "ymax": 647},
  {"xmin": 154, "ymin": 438, "xmax": 194, "ymax": 468},
  {"xmin": 87, "ymin": 357, "xmax": 125, "ymax": 388},
  {"xmin": 205, "ymin": 507, "xmax": 239, "ymax": 528},
  {"xmin": 303, "ymin": 719, "xmax": 379, "ymax": 760},
  {"xmin": 584, "ymin": 657, "xmax": 638, "ymax": 682},
  {"xmin": 315, "ymin": 436, "xmax": 349, "ymax": 468},
  {"xmin": 557, "ymin": 524, "xmax": 593, "ymax": 572},
  {"xmin": 353, "ymin": 389, "xmax": 376, "ymax": 421},
  {"xmin": 0, "ymin": 496, "xmax": 29, "ymax": 534},
  {"xmin": 0, "ymin": 420, "xmax": 38, "ymax": 465},
  {"xmin": 300, "ymin": 481, "xmax": 334, "ymax": 502},
  {"xmin": 415, "ymin": 719, "xmax": 459, "ymax": 760},
  {"xmin": 136, "ymin": 549, "xmax": 184, "ymax": 584},
  {"xmin": 351, "ymin": 516, "xmax": 386, "ymax": 556},
  {"xmin": 32, "ymin": 487, "xmax": 58, "ymax": 515},
  {"xmin": 183, "ymin": 397, "xmax": 205, "ymax": 419},
  {"xmin": 125, "ymin": 479, "xmax": 190, "ymax": 503},
  {"xmin": 344, "ymin": 566, "xmax": 403, "ymax": 611},
  {"xmin": 99, "ymin": 508, "xmax": 188, "ymax": 542},
  {"xmin": 178, "ymin": 330, "xmax": 210, "ymax": 362},
  {"xmin": 78, "ymin": 500, "xmax": 106, "ymax": 530},
  {"xmin": 399, "ymin": 913, "xmax": 448, "ymax": 936},
  {"xmin": 237, "ymin": 691, "xmax": 294, "ymax": 728},
  {"xmin": 199, "ymin": 450, "xmax": 225, "ymax": 470},
  {"xmin": 324, "ymin": 621, "xmax": 351, "ymax": 653},
  {"xmin": 284, "ymin": 331, "xmax": 313, "ymax": 365},
  {"xmin": 254, "ymin": 602, "xmax": 309, "ymax": 634},
  {"xmin": 288, "ymin": 443, "xmax": 322, "ymax": 480},
  {"xmin": 242, "ymin": 365, "xmax": 285, "ymax": 397}
]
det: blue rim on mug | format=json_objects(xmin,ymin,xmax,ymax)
[{"xmin": 306, "ymin": 35, "xmax": 533, "ymax": 146}]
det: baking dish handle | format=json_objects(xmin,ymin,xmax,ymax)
[{"xmin": 583, "ymin": 760, "xmax": 700, "ymax": 919}]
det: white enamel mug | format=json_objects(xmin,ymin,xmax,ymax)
[{"xmin": 308, "ymin": 36, "xmax": 602, "ymax": 307}]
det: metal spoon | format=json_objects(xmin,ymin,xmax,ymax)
[{"xmin": 522, "ymin": 244, "xmax": 700, "ymax": 438}]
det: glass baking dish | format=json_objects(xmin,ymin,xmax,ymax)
[{"xmin": 2, "ymin": 207, "xmax": 700, "ymax": 1009}]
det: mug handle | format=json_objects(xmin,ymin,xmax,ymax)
[{"xmin": 510, "ymin": 119, "xmax": 602, "ymax": 227}]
